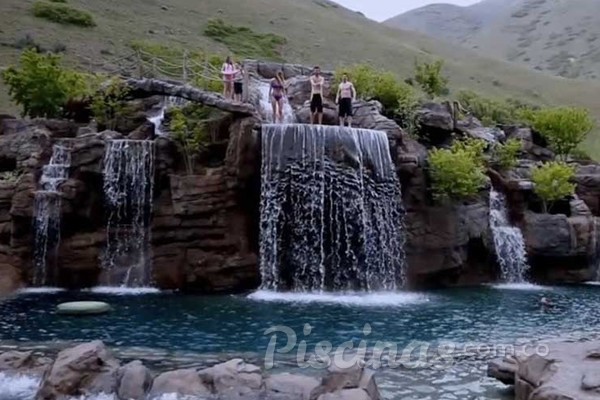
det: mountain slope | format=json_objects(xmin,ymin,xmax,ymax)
[
  {"xmin": 1, "ymin": 0, "xmax": 600, "ymax": 152},
  {"xmin": 385, "ymin": 0, "xmax": 600, "ymax": 80}
]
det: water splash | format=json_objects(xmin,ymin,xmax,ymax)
[
  {"xmin": 259, "ymin": 124, "xmax": 406, "ymax": 292},
  {"xmin": 33, "ymin": 144, "xmax": 71, "ymax": 286},
  {"xmin": 489, "ymin": 189, "xmax": 530, "ymax": 283},
  {"xmin": 248, "ymin": 290, "xmax": 429, "ymax": 306},
  {"xmin": 255, "ymin": 81, "xmax": 296, "ymax": 123},
  {"xmin": 0, "ymin": 372, "xmax": 40, "ymax": 399},
  {"xmin": 102, "ymin": 140, "xmax": 155, "ymax": 287}
]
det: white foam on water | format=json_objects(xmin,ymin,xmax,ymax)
[
  {"xmin": 85, "ymin": 286, "xmax": 161, "ymax": 295},
  {"xmin": 68, "ymin": 394, "xmax": 116, "ymax": 400},
  {"xmin": 0, "ymin": 372, "xmax": 40, "ymax": 399},
  {"xmin": 585, "ymin": 281, "xmax": 600, "ymax": 286},
  {"xmin": 151, "ymin": 394, "xmax": 209, "ymax": 400},
  {"xmin": 247, "ymin": 290, "xmax": 429, "ymax": 307},
  {"xmin": 16, "ymin": 287, "xmax": 65, "ymax": 294},
  {"xmin": 488, "ymin": 283, "xmax": 548, "ymax": 291}
]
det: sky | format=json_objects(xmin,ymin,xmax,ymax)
[{"xmin": 334, "ymin": 0, "xmax": 481, "ymax": 22}]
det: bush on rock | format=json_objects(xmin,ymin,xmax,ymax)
[
  {"xmin": 532, "ymin": 161, "xmax": 576, "ymax": 213},
  {"xmin": 428, "ymin": 138, "xmax": 487, "ymax": 202},
  {"xmin": 90, "ymin": 78, "xmax": 131, "ymax": 131},
  {"xmin": 169, "ymin": 105, "xmax": 211, "ymax": 174},
  {"xmin": 414, "ymin": 59, "xmax": 448, "ymax": 99},
  {"xmin": 492, "ymin": 138, "xmax": 522, "ymax": 171},
  {"xmin": 528, "ymin": 107, "xmax": 594, "ymax": 160}
]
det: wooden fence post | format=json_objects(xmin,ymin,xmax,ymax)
[{"xmin": 182, "ymin": 50, "xmax": 188, "ymax": 83}]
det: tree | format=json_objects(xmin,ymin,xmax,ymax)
[
  {"xmin": 169, "ymin": 106, "xmax": 210, "ymax": 174},
  {"xmin": 529, "ymin": 107, "xmax": 594, "ymax": 160},
  {"xmin": 2, "ymin": 49, "xmax": 88, "ymax": 118},
  {"xmin": 90, "ymin": 78, "xmax": 130, "ymax": 130},
  {"xmin": 414, "ymin": 59, "xmax": 448, "ymax": 99},
  {"xmin": 531, "ymin": 162, "xmax": 576, "ymax": 213},
  {"xmin": 428, "ymin": 139, "xmax": 487, "ymax": 202}
]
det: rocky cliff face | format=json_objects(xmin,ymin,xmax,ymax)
[{"xmin": 0, "ymin": 62, "xmax": 598, "ymax": 296}]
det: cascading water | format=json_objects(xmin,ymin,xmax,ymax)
[
  {"xmin": 147, "ymin": 96, "xmax": 188, "ymax": 137},
  {"xmin": 256, "ymin": 81, "xmax": 296, "ymax": 123},
  {"xmin": 102, "ymin": 140, "xmax": 155, "ymax": 287},
  {"xmin": 489, "ymin": 189, "xmax": 530, "ymax": 283},
  {"xmin": 259, "ymin": 124, "xmax": 406, "ymax": 292},
  {"xmin": 32, "ymin": 144, "xmax": 71, "ymax": 286}
]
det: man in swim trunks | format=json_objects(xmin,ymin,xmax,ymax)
[
  {"xmin": 310, "ymin": 66, "xmax": 325, "ymax": 125},
  {"xmin": 335, "ymin": 73, "xmax": 356, "ymax": 127}
]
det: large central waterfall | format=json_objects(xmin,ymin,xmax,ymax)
[
  {"xmin": 102, "ymin": 140, "xmax": 155, "ymax": 287},
  {"xmin": 33, "ymin": 144, "xmax": 71, "ymax": 286},
  {"xmin": 489, "ymin": 189, "xmax": 530, "ymax": 283},
  {"xmin": 259, "ymin": 124, "xmax": 406, "ymax": 292}
]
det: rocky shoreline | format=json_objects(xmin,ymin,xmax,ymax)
[{"xmin": 0, "ymin": 340, "xmax": 380, "ymax": 400}]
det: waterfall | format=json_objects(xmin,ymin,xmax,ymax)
[
  {"xmin": 33, "ymin": 144, "xmax": 71, "ymax": 286},
  {"xmin": 147, "ymin": 96, "xmax": 188, "ymax": 137},
  {"xmin": 255, "ymin": 81, "xmax": 296, "ymax": 124},
  {"xmin": 102, "ymin": 140, "xmax": 155, "ymax": 287},
  {"xmin": 489, "ymin": 189, "xmax": 530, "ymax": 283},
  {"xmin": 259, "ymin": 124, "xmax": 406, "ymax": 292}
]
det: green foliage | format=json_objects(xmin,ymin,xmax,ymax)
[
  {"xmin": 532, "ymin": 162, "xmax": 576, "ymax": 213},
  {"xmin": 428, "ymin": 138, "xmax": 487, "ymax": 202},
  {"xmin": 90, "ymin": 78, "xmax": 130, "ymax": 131},
  {"xmin": 528, "ymin": 107, "xmax": 595, "ymax": 160},
  {"xmin": 414, "ymin": 59, "xmax": 448, "ymax": 99},
  {"xmin": 32, "ymin": 1, "xmax": 95, "ymax": 27},
  {"xmin": 204, "ymin": 19, "xmax": 287, "ymax": 61},
  {"xmin": 570, "ymin": 148, "xmax": 592, "ymax": 161},
  {"xmin": 333, "ymin": 64, "xmax": 419, "ymax": 114},
  {"xmin": 456, "ymin": 90, "xmax": 537, "ymax": 126},
  {"xmin": 2, "ymin": 49, "xmax": 89, "ymax": 118},
  {"xmin": 493, "ymin": 138, "xmax": 522, "ymax": 170},
  {"xmin": 169, "ymin": 105, "xmax": 211, "ymax": 174},
  {"xmin": 49, "ymin": 0, "xmax": 67, "ymax": 3}
]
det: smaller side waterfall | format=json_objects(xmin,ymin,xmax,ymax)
[
  {"xmin": 147, "ymin": 96, "xmax": 188, "ymax": 137},
  {"xmin": 255, "ymin": 81, "xmax": 296, "ymax": 123},
  {"xmin": 102, "ymin": 140, "xmax": 155, "ymax": 287},
  {"xmin": 489, "ymin": 189, "xmax": 530, "ymax": 283},
  {"xmin": 33, "ymin": 144, "xmax": 71, "ymax": 286}
]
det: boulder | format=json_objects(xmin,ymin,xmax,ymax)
[
  {"xmin": 35, "ymin": 340, "xmax": 120, "ymax": 399},
  {"xmin": 0, "ymin": 263, "xmax": 22, "ymax": 297},
  {"xmin": 488, "ymin": 341, "xmax": 600, "ymax": 400},
  {"xmin": 117, "ymin": 360, "xmax": 153, "ymax": 400},
  {"xmin": 265, "ymin": 373, "xmax": 321, "ymax": 400},
  {"xmin": 463, "ymin": 126, "xmax": 506, "ymax": 144},
  {"xmin": 0, "ymin": 351, "xmax": 51, "ymax": 375},
  {"xmin": 148, "ymin": 368, "xmax": 210, "ymax": 397},
  {"xmin": 415, "ymin": 102, "xmax": 454, "ymax": 132},
  {"xmin": 310, "ymin": 364, "xmax": 380, "ymax": 400},
  {"xmin": 576, "ymin": 164, "xmax": 600, "ymax": 215},
  {"xmin": 199, "ymin": 358, "xmax": 263, "ymax": 395},
  {"xmin": 487, "ymin": 357, "xmax": 517, "ymax": 385}
]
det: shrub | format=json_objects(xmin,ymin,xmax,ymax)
[
  {"xmin": 493, "ymin": 138, "xmax": 522, "ymax": 170},
  {"xmin": 414, "ymin": 59, "xmax": 448, "ymax": 99},
  {"xmin": 169, "ymin": 105, "xmax": 211, "ymax": 174},
  {"xmin": 0, "ymin": 171, "xmax": 22, "ymax": 183},
  {"xmin": 428, "ymin": 138, "xmax": 487, "ymax": 202},
  {"xmin": 532, "ymin": 162, "xmax": 576, "ymax": 213},
  {"xmin": 2, "ymin": 49, "xmax": 89, "ymax": 118},
  {"xmin": 456, "ymin": 90, "xmax": 537, "ymax": 126},
  {"xmin": 204, "ymin": 19, "xmax": 286, "ymax": 61},
  {"xmin": 33, "ymin": 1, "xmax": 95, "ymax": 27},
  {"xmin": 570, "ymin": 148, "xmax": 592, "ymax": 161},
  {"xmin": 333, "ymin": 64, "xmax": 418, "ymax": 114},
  {"xmin": 90, "ymin": 78, "xmax": 130, "ymax": 131},
  {"xmin": 528, "ymin": 107, "xmax": 594, "ymax": 160}
]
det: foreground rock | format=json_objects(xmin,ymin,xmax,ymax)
[
  {"xmin": 0, "ymin": 341, "xmax": 382, "ymax": 400},
  {"xmin": 488, "ymin": 341, "xmax": 600, "ymax": 400}
]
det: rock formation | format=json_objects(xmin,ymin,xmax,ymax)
[
  {"xmin": 0, "ymin": 341, "xmax": 381, "ymax": 400},
  {"xmin": 488, "ymin": 341, "xmax": 600, "ymax": 400},
  {"xmin": 0, "ymin": 60, "xmax": 599, "ymax": 295}
]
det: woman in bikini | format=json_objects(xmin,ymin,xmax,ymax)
[{"xmin": 269, "ymin": 71, "xmax": 286, "ymax": 123}]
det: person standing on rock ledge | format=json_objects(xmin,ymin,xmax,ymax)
[
  {"xmin": 335, "ymin": 73, "xmax": 356, "ymax": 127},
  {"xmin": 310, "ymin": 66, "xmax": 325, "ymax": 125},
  {"xmin": 221, "ymin": 56, "xmax": 236, "ymax": 100}
]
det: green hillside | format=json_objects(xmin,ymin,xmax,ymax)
[{"xmin": 2, "ymin": 0, "xmax": 600, "ymax": 152}]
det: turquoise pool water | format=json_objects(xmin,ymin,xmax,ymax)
[{"xmin": 1, "ymin": 285, "xmax": 599, "ymax": 399}]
